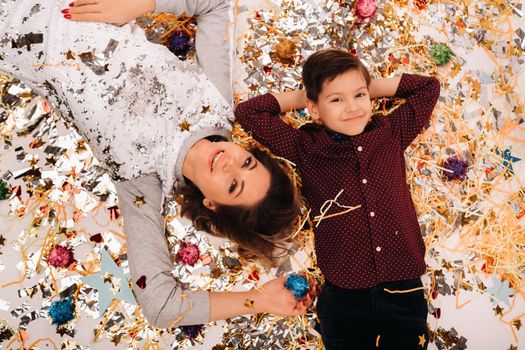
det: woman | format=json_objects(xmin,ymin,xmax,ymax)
[{"xmin": 0, "ymin": 0, "xmax": 308, "ymax": 328}]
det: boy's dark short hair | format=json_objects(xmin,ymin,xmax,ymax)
[{"xmin": 302, "ymin": 48, "xmax": 371, "ymax": 102}]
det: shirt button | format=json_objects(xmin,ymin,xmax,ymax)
[
  {"xmin": 362, "ymin": 179, "xmax": 368, "ymax": 184},
  {"xmin": 370, "ymin": 211, "xmax": 375, "ymax": 217},
  {"xmin": 357, "ymin": 146, "xmax": 363, "ymax": 152},
  {"xmin": 376, "ymin": 246, "xmax": 381, "ymax": 252}
]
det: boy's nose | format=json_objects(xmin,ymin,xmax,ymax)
[{"xmin": 345, "ymin": 100, "xmax": 356, "ymax": 112}]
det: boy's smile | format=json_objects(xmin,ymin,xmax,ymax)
[{"xmin": 306, "ymin": 69, "xmax": 373, "ymax": 137}]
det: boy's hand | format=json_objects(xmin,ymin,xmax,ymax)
[
  {"xmin": 256, "ymin": 276, "xmax": 307, "ymax": 316},
  {"xmin": 63, "ymin": 0, "xmax": 156, "ymax": 26}
]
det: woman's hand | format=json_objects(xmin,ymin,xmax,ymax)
[
  {"xmin": 255, "ymin": 276, "xmax": 308, "ymax": 316},
  {"xmin": 62, "ymin": 0, "xmax": 156, "ymax": 26}
]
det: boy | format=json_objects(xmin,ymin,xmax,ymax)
[{"xmin": 235, "ymin": 48, "xmax": 440, "ymax": 349}]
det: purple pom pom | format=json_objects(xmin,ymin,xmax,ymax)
[
  {"xmin": 180, "ymin": 324, "xmax": 204, "ymax": 340},
  {"xmin": 168, "ymin": 30, "xmax": 191, "ymax": 59},
  {"xmin": 442, "ymin": 156, "xmax": 468, "ymax": 181}
]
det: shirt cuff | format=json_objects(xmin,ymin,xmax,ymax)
[{"xmin": 263, "ymin": 93, "xmax": 282, "ymax": 115}]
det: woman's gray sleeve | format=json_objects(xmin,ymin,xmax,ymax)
[
  {"xmin": 153, "ymin": 0, "xmax": 234, "ymax": 105},
  {"xmin": 114, "ymin": 174, "xmax": 210, "ymax": 327}
]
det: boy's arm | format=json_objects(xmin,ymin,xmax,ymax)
[
  {"xmin": 368, "ymin": 77, "xmax": 402, "ymax": 99},
  {"xmin": 270, "ymin": 90, "xmax": 307, "ymax": 113},
  {"xmin": 382, "ymin": 74, "xmax": 441, "ymax": 150},
  {"xmin": 235, "ymin": 93, "xmax": 302, "ymax": 163}
]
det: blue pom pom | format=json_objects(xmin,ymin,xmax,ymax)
[
  {"xmin": 48, "ymin": 298, "xmax": 75, "ymax": 325},
  {"xmin": 285, "ymin": 274, "xmax": 310, "ymax": 300}
]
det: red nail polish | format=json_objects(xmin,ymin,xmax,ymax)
[
  {"xmin": 61, "ymin": 8, "xmax": 69, "ymax": 14},
  {"xmin": 64, "ymin": 14, "xmax": 71, "ymax": 19},
  {"xmin": 69, "ymin": 2, "xmax": 74, "ymax": 6}
]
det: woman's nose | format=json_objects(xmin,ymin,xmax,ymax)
[{"xmin": 221, "ymin": 156, "xmax": 232, "ymax": 171}]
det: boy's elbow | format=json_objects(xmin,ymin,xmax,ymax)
[
  {"xmin": 234, "ymin": 102, "xmax": 248, "ymax": 119},
  {"xmin": 430, "ymin": 77, "xmax": 441, "ymax": 95}
]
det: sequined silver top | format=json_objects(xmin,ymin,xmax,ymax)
[{"xmin": 0, "ymin": 0, "xmax": 233, "ymax": 199}]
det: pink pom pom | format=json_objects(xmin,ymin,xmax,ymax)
[
  {"xmin": 355, "ymin": 0, "xmax": 378, "ymax": 21},
  {"xmin": 47, "ymin": 245, "xmax": 75, "ymax": 268},
  {"xmin": 177, "ymin": 242, "xmax": 200, "ymax": 266}
]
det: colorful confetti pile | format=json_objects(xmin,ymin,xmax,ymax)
[{"xmin": 1, "ymin": 0, "xmax": 524, "ymax": 349}]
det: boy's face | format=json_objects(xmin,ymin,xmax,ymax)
[{"xmin": 306, "ymin": 69, "xmax": 372, "ymax": 136}]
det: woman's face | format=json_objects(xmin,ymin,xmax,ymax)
[{"xmin": 183, "ymin": 140, "xmax": 271, "ymax": 210}]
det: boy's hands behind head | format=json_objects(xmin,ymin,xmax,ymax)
[{"xmin": 63, "ymin": 0, "xmax": 156, "ymax": 26}]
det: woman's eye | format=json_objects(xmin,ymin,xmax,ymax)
[
  {"xmin": 229, "ymin": 179, "xmax": 237, "ymax": 193},
  {"xmin": 330, "ymin": 98, "xmax": 340, "ymax": 103},
  {"xmin": 242, "ymin": 157, "xmax": 252, "ymax": 168}
]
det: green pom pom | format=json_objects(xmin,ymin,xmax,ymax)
[
  {"xmin": 429, "ymin": 43, "xmax": 454, "ymax": 66},
  {"xmin": 0, "ymin": 180, "xmax": 10, "ymax": 200}
]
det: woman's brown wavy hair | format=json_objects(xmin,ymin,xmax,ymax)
[{"xmin": 178, "ymin": 148, "xmax": 300, "ymax": 266}]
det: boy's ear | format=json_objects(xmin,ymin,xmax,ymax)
[
  {"xmin": 306, "ymin": 98, "xmax": 320, "ymax": 121},
  {"xmin": 203, "ymin": 198, "xmax": 218, "ymax": 212}
]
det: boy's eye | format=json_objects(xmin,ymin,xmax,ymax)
[
  {"xmin": 330, "ymin": 98, "xmax": 341, "ymax": 102},
  {"xmin": 229, "ymin": 179, "xmax": 237, "ymax": 194},
  {"xmin": 242, "ymin": 157, "xmax": 252, "ymax": 168},
  {"xmin": 356, "ymin": 92, "xmax": 366, "ymax": 98}
]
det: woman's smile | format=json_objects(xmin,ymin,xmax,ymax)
[{"xmin": 209, "ymin": 149, "xmax": 225, "ymax": 171}]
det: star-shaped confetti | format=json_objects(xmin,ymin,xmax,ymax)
[
  {"xmin": 111, "ymin": 334, "xmax": 122, "ymax": 345},
  {"xmin": 486, "ymin": 276, "xmax": 515, "ymax": 307},
  {"xmin": 179, "ymin": 120, "xmax": 191, "ymax": 131},
  {"xmin": 133, "ymin": 196, "xmax": 145, "ymax": 207},
  {"xmin": 493, "ymin": 305, "xmax": 504, "ymax": 316},
  {"xmin": 201, "ymin": 105, "xmax": 211, "ymax": 113},
  {"xmin": 81, "ymin": 249, "xmax": 136, "ymax": 316},
  {"xmin": 496, "ymin": 148, "xmax": 521, "ymax": 174},
  {"xmin": 418, "ymin": 334, "xmax": 426, "ymax": 347},
  {"xmin": 65, "ymin": 50, "xmax": 76, "ymax": 60}
]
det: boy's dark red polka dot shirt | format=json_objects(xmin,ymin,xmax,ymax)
[{"xmin": 235, "ymin": 74, "xmax": 441, "ymax": 289}]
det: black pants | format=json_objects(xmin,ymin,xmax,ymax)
[{"xmin": 317, "ymin": 278, "xmax": 429, "ymax": 350}]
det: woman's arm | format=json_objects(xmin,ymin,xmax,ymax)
[
  {"xmin": 115, "ymin": 174, "xmax": 209, "ymax": 327},
  {"xmin": 65, "ymin": 0, "xmax": 156, "ymax": 25},
  {"xmin": 210, "ymin": 276, "xmax": 308, "ymax": 321},
  {"xmin": 65, "ymin": 0, "xmax": 234, "ymax": 104},
  {"xmin": 116, "ymin": 174, "xmax": 307, "ymax": 328}
]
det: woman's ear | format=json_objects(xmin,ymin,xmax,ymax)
[
  {"xmin": 202, "ymin": 198, "xmax": 218, "ymax": 212},
  {"xmin": 306, "ymin": 98, "xmax": 320, "ymax": 121}
]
